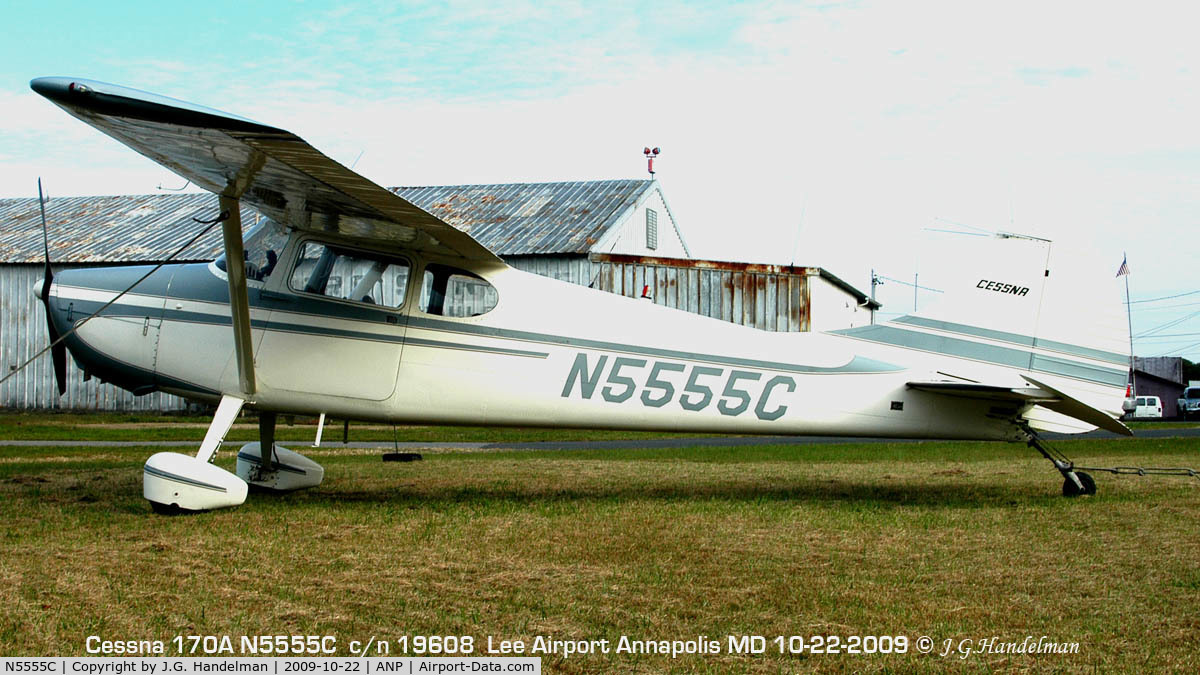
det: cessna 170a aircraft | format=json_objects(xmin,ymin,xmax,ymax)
[{"xmin": 28, "ymin": 77, "xmax": 1133, "ymax": 513}]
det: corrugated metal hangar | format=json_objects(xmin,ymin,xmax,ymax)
[{"xmin": 0, "ymin": 179, "xmax": 878, "ymax": 410}]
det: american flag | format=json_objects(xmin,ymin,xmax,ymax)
[{"xmin": 1116, "ymin": 255, "xmax": 1130, "ymax": 277}]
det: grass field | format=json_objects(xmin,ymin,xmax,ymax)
[{"xmin": 1, "ymin": 415, "xmax": 1198, "ymax": 672}]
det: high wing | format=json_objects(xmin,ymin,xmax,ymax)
[
  {"xmin": 29, "ymin": 77, "xmax": 501, "ymax": 265},
  {"xmin": 907, "ymin": 377, "xmax": 1133, "ymax": 436}
]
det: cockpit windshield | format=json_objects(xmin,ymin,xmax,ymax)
[{"xmin": 214, "ymin": 219, "xmax": 289, "ymax": 282}]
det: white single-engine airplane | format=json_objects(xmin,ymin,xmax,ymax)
[{"xmin": 29, "ymin": 77, "xmax": 1133, "ymax": 513}]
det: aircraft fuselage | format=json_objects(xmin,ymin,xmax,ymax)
[{"xmin": 43, "ymin": 227, "xmax": 1035, "ymax": 442}]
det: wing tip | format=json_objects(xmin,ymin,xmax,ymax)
[{"xmin": 30, "ymin": 75, "xmax": 278, "ymax": 134}]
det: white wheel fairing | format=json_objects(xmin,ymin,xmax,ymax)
[
  {"xmin": 143, "ymin": 452, "xmax": 247, "ymax": 511},
  {"xmin": 235, "ymin": 443, "xmax": 324, "ymax": 491}
]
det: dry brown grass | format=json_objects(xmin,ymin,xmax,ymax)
[{"xmin": 0, "ymin": 438, "xmax": 1198, "ymax": 673}]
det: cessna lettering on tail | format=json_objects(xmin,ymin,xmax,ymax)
[
  {"xmin": 977, "ymin": 280, "xmax": 1030, "ymax": 296},
  {"xmin": 561, "ymin": 353, "xmax": 796, "ymax": 421}
]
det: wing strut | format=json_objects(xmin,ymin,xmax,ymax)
[
  {"xmin": 218, "ymin": 194, "xmax": 256, "ymax": 396},
  {"xmin": 197, "ymin": 394, "xmax": 247, "ymax": 463}
]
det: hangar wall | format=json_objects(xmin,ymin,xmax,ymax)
[
  {"xmin": 507, "ymin": 254, "xmax": 876, "ymax": 333},
  {"xmin": 0, "ymin": 264, "xmax": 189, "ymax": 411},
  {"xmin": 590, "ymin": 187, "xmax": 690, "ymax": 259},
  {"xmin": 584, "ymin": 255, "xmax": 811, "ymax": 332},
  {"xmin": 808, "ymin": 274, "xmax": 874, "ymax": 332}
]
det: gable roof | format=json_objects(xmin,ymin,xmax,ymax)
[
  {"xmin": 0, "ymin": 193, "xmax": 249, "ymax": 264},
  {"xmin": 392, "ymin": 179, "xmax": 655, "ymax": 255},
  {"xmin": 0, "ymin": 179, "xmax": 660, "ymax": 263}
]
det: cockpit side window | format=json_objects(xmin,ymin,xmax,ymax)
[
  {"xmin": 289, "ymin": 241, "xmax": 410, "ymax": 308},
  {"xmin": 214, "ymin": 218, "xmax": 289, "ymax": 283},
  {"xmin": 419, "ymin": 263, "xmax": 498, "ymax": 317}
]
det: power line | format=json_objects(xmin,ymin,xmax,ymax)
[
  {"xmin": 1131, "ymin": 300, "xmax": 1200, "ymax": 312},
  {"xmin": 1126, "ymin": 289, "xmax": 1200, "ymax": 304},
  {"xmin": 875, "ymin": 275, "xmax": 943, "ymax": 293},
  {"xmin": 1134, "ymin": 309, "xmax": 1200, "ymax": 338},
  {"xmin": 930, "ymin": 217, "xmax": 994, "ymax": 235},
  {"xmin": 1153, "ymin": 339, "xmax": 1200, "ymax": 357},
  {"xmin": 1133, "ymin": 332, "xmax": 1200, "ymax": 340}
]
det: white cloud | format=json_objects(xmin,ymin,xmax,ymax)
[{"xmin": 5, "ymin": 0, "xmax": 1199, "ymax": 355}]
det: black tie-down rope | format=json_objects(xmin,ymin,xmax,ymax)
[
  {"xmin": 0, "ymin": 210, "xmax": 228, "ymax": 390},
  {"xmin": 1027, "ymin": 428, "xmax": 1200, "ymax": 482},
  {"xmin": 1072, "ymin": 465, "xmax": 1200, "ymax": 479}
]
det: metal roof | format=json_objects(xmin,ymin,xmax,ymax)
[
  {"xmin": 392, "ymin": 179, "xmax": 654, "ymax": 255},
  {"xmin": 0, "ymin": 179, "xmax": 657, "ymax": 263},
  {"xmin": 0, "ymin": 193, "xmax": 254, "ymax": 264}
]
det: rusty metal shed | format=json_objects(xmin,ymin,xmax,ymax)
[
  {"xmin": 0, "ymin": 181, "xmax": 876, "ymax": 410},
  {"xmin": 585, "ymin": 254, "xmax": 879, "ymax": 333}
]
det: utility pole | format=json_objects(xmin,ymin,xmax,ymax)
[{"xmin": 870, "ymin": 269, "xmax": 881, "ymax": 325}]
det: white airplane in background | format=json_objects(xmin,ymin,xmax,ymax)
[{"xmin": 28, "ymin": 77, "xmax": 1133, "ymax": 513}]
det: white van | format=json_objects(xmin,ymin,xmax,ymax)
[{"xmin": 1132, "ymin": 396, "xmax": 1163, "ymax": 419}]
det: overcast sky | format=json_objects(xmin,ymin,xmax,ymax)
[{"xmin": 3, "ymin": 1, "xmax": 1198, "ymax": 360}]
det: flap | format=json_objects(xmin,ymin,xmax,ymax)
[{"xmin": 906, "ymin": 380, "xmax": 1056, "ymax": 403}]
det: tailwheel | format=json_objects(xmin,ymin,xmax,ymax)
[
  {"xmin": 1026, "ymin": 431, "xmax": 1099, "ymax": 498},
  {"xmin": 1062, "ymin": 471, "xmax": 1096, "ymax": 498}
]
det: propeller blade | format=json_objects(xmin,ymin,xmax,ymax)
[
  {"xmin": 37, "ymin": 179, "xmax": 67, "ymax": 396},
  {"xmin": 40, "ymin": 291, "xmax": 68, "ymax": 397}
]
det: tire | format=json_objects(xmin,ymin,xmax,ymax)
[
  {"xmin": 1062, "ymin": 472, "xmax": 1096, "ymax": 497},
  {"xmin": 149, "ymin": 500, "xmax": 182, "ymax": 515}
]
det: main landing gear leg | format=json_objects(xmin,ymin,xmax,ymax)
[
  {"xmin": 252, "ymin": 411, "xmax": 278, "ymax": 483},
  {"xmin": 235, "ymin": 411, "xmax": 325, "ymax": 492},
  {"xmin": 143, "ymin": 395, "xmax": 250, "ymax": 514},
  {"xmin": 1027, "ymin": 435, "xmax": 1096, "ymax": 497}
]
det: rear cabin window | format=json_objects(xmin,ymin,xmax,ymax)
[
  {"xmin": 419, "ymin": 264, "xmax": 498, "ymax": 317},
  {"xmin": 289, "ymin": 242, "xmax": 410, "ymax": 308}
]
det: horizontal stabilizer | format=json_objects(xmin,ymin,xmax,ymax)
[
  {"xmin": 908, "ymin": 376, "xmax": 1132, "ymax": 437},
  {"xmin": 1020, "ymin": 374, "xmax": 1132, "ymax": 437}
]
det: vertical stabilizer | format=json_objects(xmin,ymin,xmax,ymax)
[{"xmin": 878, "ymin": 234, "xmax": 1131, "ymax": 431}]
